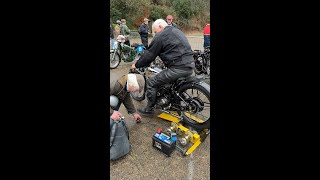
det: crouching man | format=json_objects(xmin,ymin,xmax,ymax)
[{"xmin": 110, "ymin": 73, "xmax": 145, "ymax": 123}]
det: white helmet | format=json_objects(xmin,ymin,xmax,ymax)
[{"xmin": 110, "ymin": 95, "xmax": 119, "ymax": 108}]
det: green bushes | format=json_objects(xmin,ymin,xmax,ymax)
[{"xmin": 110, "ymin": 0, "xmax": 210, "ymax": 31}]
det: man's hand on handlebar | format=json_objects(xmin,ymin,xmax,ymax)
[{"xmin": 131, "ymin": 63, "xmax": 136, "ymax": 69}]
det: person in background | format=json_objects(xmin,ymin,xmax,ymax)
[
  {"xmin": 166, "ymin": 15, "xmax": 179, "ymax": 29},
  {"xmin": 138, "ymin": 18, "xmax": 150, "ymax": 48},
  {"xmin": 120, "ymin": 19, "xmax": 131, "ymax": 46},
  {"xmin": 203, "ymin": 24, "xmax": 210, "ymax": 48},
  {"xmin": 114, "ymin": 20, "xmax": 121, "ymax": 37},
  {"xmin": 110, "ymin": 23, "xmax": 115, "ymax": 49},
  {"xmin": 110, "ymin": 73, "xmax": 145, "ymax": 123}
]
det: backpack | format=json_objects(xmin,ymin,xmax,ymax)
[
  {"xmin": 138, "ymin": 26, "xmax": 142, "ymax": 34},
  {"xmin": 110, "ymin": 118, "xmax": 131, "ymax": 160}
]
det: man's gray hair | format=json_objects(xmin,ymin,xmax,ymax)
[{"xmin": 152, "ymin": 19, "xmax": 168, "ymax": 31}]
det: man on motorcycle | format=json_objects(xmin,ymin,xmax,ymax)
[
  {"xmin": 110, "ymin": 73, "xmax": 145, "ymax": 122},
  {"xmin": 131, "ymin": 19, "xmax": 195, "ymax": 115}
]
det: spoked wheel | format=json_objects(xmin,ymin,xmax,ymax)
[
  {"xmin": 177, "ymin": 83, "xmax": 211, "ymax": 130},
  {"xmin": 194, "ymin": 56, "xmax": 204, "ymax": 75},
  {"xmin": 110, "ymin": 51, "xmax": 121, "ymax": 69},
  {"xmin": 205, "ymin": 59, "xmax": 210, "ymax": 76}
]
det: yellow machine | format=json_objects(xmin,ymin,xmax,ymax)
[{"xmin": 157, "ymin": 111, "xmax": 210, "ymax": 156}]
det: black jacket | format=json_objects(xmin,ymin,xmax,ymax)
[
  {"xmin": 138, "ymin": 23, "xmax": 149, "ymax": 37},
  {"xmin": 135, "ymin": 26, "xmax": 194, "ymax": 69}
]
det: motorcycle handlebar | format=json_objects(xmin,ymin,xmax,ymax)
[{"xmin": 129, "ymin": 68, "xmax": 139, "ymax": 74}]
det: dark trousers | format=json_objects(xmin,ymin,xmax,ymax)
[
  {"xmin": 146, "ymin": 67, "xmax": 193, "ymax": 106},
  {"xmin": 141, "ymin": 36, "xmax": 148, "ymax": 48},
  {"xmin": 204, "ymin": 35, "xmax": 210, "ymax": 48}
]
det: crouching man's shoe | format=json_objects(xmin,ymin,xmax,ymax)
[{"xmin": 137, "ymin": 106, "xmax": 154, "ymax": 115}]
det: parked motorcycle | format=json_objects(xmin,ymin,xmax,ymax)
[
  {"xmin": 193, "ymin": 47, "xmax": 210, "ymax": 76},
  {"xmin": 110, "ymin": 35, "xmax": 145, "ymax": 69},
  {"xmin": 129, "ymin": 64, "xmax": 211, "ymax": 130}
]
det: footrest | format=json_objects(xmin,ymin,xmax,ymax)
[{"xmin": 157, "ymin": 111, "xmax": 181, "ymax": 123}]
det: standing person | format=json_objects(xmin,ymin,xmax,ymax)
[
  {"xmin": 114, "ymin": 20, "xmax": 121, "ymax": 37},
  {"xmin": 110, "ymin": 23, "xmax": 115, "ymax": 49},
  {"xmin": 166, "ymin": 15, "xmax": 179, "ymax": 29},
  {"xmin": 138, "ymin": 18, "xmax": 150, "ymax": 48},
  {"xmin": 203, "ymin": 24, "xmax": 210, "ymax": 48},
  {"xmin": 131, "ymin": 19, "xmax": 195, "ymax": 115},
  {"xmin": 120, "ymin": 19, "xmax": 131, "ymax": 46},
  {"xmin": 110, "ymin": 73, "xmax": 145, "ymax": 122}
]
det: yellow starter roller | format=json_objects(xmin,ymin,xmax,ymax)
[{"xmin": 157, "ymin": 111, "xmax": 210, "ymax": 156}]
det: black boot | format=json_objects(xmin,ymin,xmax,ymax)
[{"xmin": 137, "ymin": 101, "xmax": 154, "ymax": 115}]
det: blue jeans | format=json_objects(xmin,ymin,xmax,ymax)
[
  {"xmin": 204, "ymin": 35, "xmax": 210, "ymax": 48},
  {"xmin": 110, "ymin": 38, "xmax": 115, "ymax": 49}
]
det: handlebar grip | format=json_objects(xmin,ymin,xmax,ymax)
[{"xmin": 129, "ymin": 68, "xmax": 135, "ymax": 73}]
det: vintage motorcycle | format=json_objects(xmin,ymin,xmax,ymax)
[
  {"xmin": 193, "ymin": 46, "xmax": 210, "ymax": 76},
  {"xmin": 129, "ymin": 63, "xmax": 211, "ymax": 130},
  {"xmin": 110, "ymin": 35, "xmax": 145, "ymax": 69}
]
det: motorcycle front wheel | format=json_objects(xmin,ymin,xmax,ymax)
[
  {"xmin": 177, "ymin": 82, "xmax": 211, "ymax": 130},
  {"xmin": 110, "ymin": 51, "xmax": 121, "ymax": 69},
  {"xmin": 194, "ymin": 56, "xmax": 204, "ymax": 75}
]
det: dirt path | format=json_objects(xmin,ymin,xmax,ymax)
[{"xmin": 109, "ymin": 63, "xmax": 211, "ymax": 180}]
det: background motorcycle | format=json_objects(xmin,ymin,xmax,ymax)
[
  {"xmin": 193, "ymin": 46, "xmax": 210, "ymax": 76},
  {"xmin": 110, "ymin": 35, "xmax": 145, "ymax": 69},
  {"xmin": 129, "ymin": 64, "xmax": 211, "ymax": 130}
]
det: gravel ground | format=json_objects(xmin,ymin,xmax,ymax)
[{"xmin": 109, "ymin": 61, "xmax": 211, "ymax": 180}]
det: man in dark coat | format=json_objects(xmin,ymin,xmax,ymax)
[
  {"xmin": 138, "ymin": 18, "xmax": 150, "ymax": 48},
  {"xmin": 132, "ymin": 19, "xmax": 195, "ymax": 115},
  {"xmin": 110, "ymin": 73, "xmax": 145, "ymax": 122}
]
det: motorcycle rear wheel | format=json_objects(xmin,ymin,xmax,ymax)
[{"xmin": 177, "ymin": 83, "xmax": 211, "ymax": 130}]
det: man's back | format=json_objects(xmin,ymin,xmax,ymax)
[
  {"xmin": 135, "ymin": 26, "xmax": 194, "ymax": 69},
  {"xmin": 156, "ymin": 26, "xmax": 193, "ymax": 67}
]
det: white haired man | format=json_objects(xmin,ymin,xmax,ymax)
[
  {"xmin": 110, "ymin": 73, "xmax": 145, "ymax": 122},
  {"xmin": 131, "ymin": 19, "xmax": 195, "ymax": 115}
]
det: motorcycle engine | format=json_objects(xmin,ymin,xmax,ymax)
[
  {"xmin": 157, "ymin": 96, "xmax": 171, "ymax": 110},
  {"xmin": 158, "ymin": 97, "xmax": 169, "ymax": 106}
]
